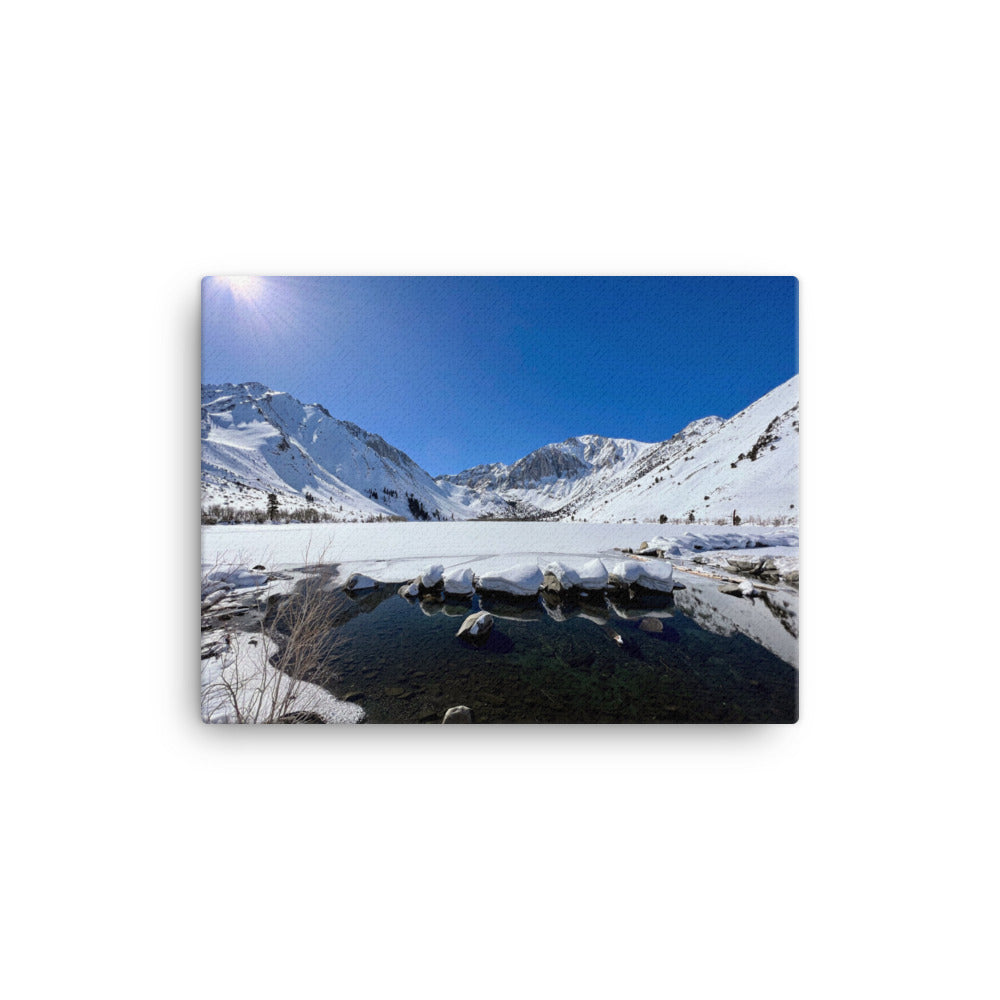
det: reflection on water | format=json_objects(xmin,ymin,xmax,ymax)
[{"xmin": 264, "ymin": 575, "xmax": 798, "ymax": 724}]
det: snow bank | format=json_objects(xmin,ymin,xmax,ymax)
[
  {"xmin": 201, "ymin": 631, "xmax": 364, "ymax": 724},
  {"xmin": 203, "ymin": 522, "xmax": 799, "ymax": 575},
  {"xmin": 647, "ymin": 530, "xmax": 798, "ymax": 557}
]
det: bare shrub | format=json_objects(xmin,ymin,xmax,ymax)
[{"xmin": 201, "ymin": 552, "xmax": 361, "ymax": 724}]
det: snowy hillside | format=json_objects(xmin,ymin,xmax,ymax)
[
  {"xmin": 561, "ymin": 376, "xmax": 799, "ymax": 522},
  {"xmin": 201, "ymin": 376, "xmax": 798, "ymax": 523},
  {"xmin": 438, "ymin": 376, "xmax": 799, "ymax": 522},
  {"xmin": 201, "ymin": 383, "xmax": 507, "ymax": 522}
]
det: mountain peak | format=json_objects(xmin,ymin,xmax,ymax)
[{"xmin": 202, "ymin": 377, "xmax": 799, "ymax": 523}]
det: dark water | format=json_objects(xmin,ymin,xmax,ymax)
[{"xmin": 266, "ymin": 578, "xmax": 797, "ymax": 724}]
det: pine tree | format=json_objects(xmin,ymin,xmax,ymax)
[{"xmin": 267, "ymin": 493, "xmax": 280, "ymax": 520}]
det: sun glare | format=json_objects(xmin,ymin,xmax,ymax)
[{"xmin": 218, "ymin": 275, "xmax": 263, "ymax": 302}]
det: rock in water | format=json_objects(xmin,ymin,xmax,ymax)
[
  {"xmin": 457, "ymin": 611, "xmax": 494, "ymax": 639},
  {"xmin": 728, "ymin": 556, "xmax": 764, "ymax": 575},
  {"xmin": 442, "ymin": 705, "xmax": 473, "ymax": 724},
  {"xmin": 639, "ymin": 617, "xmax": 663, "ymax": 633}
]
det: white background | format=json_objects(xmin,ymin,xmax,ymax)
[{"xmin": 4, "ymin": 2, "xmax": 996, "ymax": 997}]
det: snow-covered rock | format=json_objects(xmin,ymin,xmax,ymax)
[
  {"xmin": 344, "ymin": 572, "xmax": 378, "ymax": 592},
  {"xmin": 442, "ymin": 705, "xmax": 473, "ymax": 723},
  {"xmin": 542, "ymin": 561, "xmax": 583, "ymax": 591},
  {"xmin": 419, "ymin": 564, "xmax": 444, "ymax": 589},
  {"xmin": 542, "ymin": 557, "xmax": 611, "ymax": 592},
  {"xmin": 608, "ymin": 558, "xmax": 674, "ymax": 592},
  {"xmin": 637, "ymin": 560, "xmax": 674, "ymax": 592},
  {"xmin": 474, "ymin": 563, "xmax": 544, "ymax": 596},
  {"xmin": 609, "ymin": 560, "xmax": 643, "ymax": 586},
  {"xmin": 576, "ymin": 559, "xmax": 611, "ymax": 588},
  {"xmin": 443, "ymin": 566, "xmax": 475, "ymax": 595}
]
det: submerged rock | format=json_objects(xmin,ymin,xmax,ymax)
[
  {"xmin": 442, "ymin": 705, "xmax": 473, "ymax": 724},
  {"xmin": 639, "ymin": 617, "xmax": 664, "ymax": 633}
]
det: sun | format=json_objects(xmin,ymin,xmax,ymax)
[{"xmin": 217, "ymin": 275, "xmax": 264, "ymax": 302}]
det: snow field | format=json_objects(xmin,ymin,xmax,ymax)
[{"xmin": 203, "ymin": 521, "xmax": 798, "ymax": 599}]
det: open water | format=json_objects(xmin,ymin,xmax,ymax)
[{"xmin": 265, "ymin": 577, "xmax": 798, "ymax": 724}]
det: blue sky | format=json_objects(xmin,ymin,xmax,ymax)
[{"xmin": 202, "ymin": 276, "xmax": 797, "ymax": 475}]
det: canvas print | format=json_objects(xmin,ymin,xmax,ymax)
[{"xmin": 201, "ymin": 277, "xmax": 799, "ymax": 724}]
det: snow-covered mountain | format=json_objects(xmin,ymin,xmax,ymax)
[
  {"xmin": 201, "ymin": 376, "xmax": 798, "ymax": 523},
  {"xmin": 551, "ymin": 376, "xmax": 799, "ymax": 522},
  {"xmin": 439, "ymin": 435, "xmax": 653, "ymax": 515},
  {"xmin": 201, "ymin": 383, "xmax": 507, "ymax": 522},
  {"xmin": 438, "ymin": 376, "xmax": 798, "ymax": 522}
]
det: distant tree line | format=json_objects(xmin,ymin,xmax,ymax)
[{"xmin": 201, "ymin": 501, "xmax": 339, "ymax": 525}]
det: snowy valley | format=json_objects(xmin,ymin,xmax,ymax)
[
  {"xmin": 201, "ymin": 375, "xmax": 799, "ymax": 526},
  {"xmin": 201, "ymin": 376, "xmax": 800, "ymax": 724}
]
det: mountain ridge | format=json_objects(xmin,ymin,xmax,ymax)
[{"xmin": 201, "ymin": 377, "xmax": 798, "ymax": 522}]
